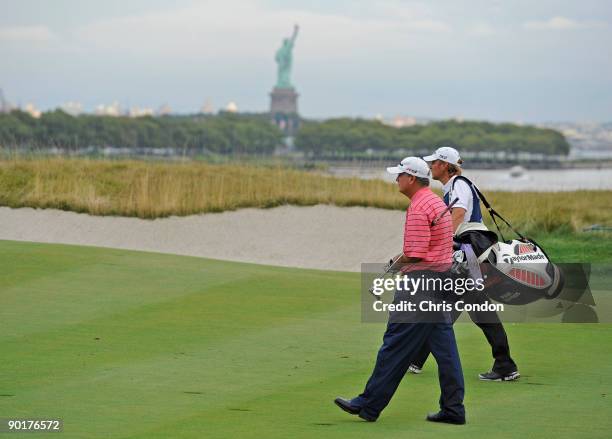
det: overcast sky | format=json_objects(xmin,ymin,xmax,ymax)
[{"xmin": 1, "ymin": 0, "xmax": 611, "ymax": 122}]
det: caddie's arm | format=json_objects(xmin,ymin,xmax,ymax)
[{"xmin": 451, "ymin": 207, "xmax": 466, "ymax": 233}]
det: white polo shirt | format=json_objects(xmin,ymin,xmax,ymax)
[{"xmin": 443, "ymin": 176, "xmax": 476, "ymax": 224}]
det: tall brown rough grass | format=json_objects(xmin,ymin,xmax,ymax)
[{"xmin": 0, "ymin": 157, "xmax": 610, "ymax": 234}]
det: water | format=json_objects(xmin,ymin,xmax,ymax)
[{"xmin": 327, "ymin": 167, "xmax": 612, "ymax": 191}]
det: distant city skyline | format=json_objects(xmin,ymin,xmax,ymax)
[
  {"xmin": 0, "ymin": 95, "xmax": 240, "ymax": 118},
  {"xmin": 1, "ymin": 0, "xmax": 611, "ymax": 123}
]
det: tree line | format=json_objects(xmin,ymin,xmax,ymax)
[
  {"xmin": 0, "ymin": 110, "xmax": 282, "ymax": 154},
  {"xmin": 0, "ymin": 110, "xmax": 570, "ymax": 156},
  {"xmin": 295, "ymin": 118, "xmax": 570, "ymax": 156}
]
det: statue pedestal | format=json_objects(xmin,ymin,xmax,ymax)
[{"xmin": 270, "ymin": 87, "xmax": 300, "ymax": 137}]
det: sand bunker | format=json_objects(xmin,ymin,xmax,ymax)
[{"xmin": 0, "ymin": 205, "xmax": 406, "ymax": 272}]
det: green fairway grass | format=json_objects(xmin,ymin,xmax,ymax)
[{"xmin": 1, "ymin": 239, "xmax": 611, "ymax": 438}]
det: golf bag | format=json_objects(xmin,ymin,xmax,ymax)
[{"xmin": 451, "ymin": 176, "xmax": 564, "ymax": 305}]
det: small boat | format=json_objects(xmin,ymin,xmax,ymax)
[{"xmin": 509, "ymin": 165, "xmax": 526, "ymax": 178}]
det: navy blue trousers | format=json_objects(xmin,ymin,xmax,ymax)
[{"xmin": 351, "ymin": 319, "xmax": 465, "ymax": 420}]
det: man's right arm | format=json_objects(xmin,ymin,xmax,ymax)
[
  {"xmin": 451, "ymin": 207, "xmax": 467, "ymax": 232},
  {"xmin": 391, "ymin": 253, "xmax": 422, "ymax": 264}
]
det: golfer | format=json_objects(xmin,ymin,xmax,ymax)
[
  {"xmin": 407, "ymin": 146, "xmax": 520, "ymax": 382},
  {"xmin": 334, "ymin": 157, "xmax": 466, "ymax": 425}
]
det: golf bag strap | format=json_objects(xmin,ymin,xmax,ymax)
[{"xmin": 452, "ymin": 176, "xmax": 526, "ymax": 242}]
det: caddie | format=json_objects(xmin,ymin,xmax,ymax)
[{"xmin": 407, "ymin": 146, "xmax": 520, "ymax": 382}]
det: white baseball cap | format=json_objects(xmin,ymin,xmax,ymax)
[
  {"xmin": 423, "ymin": 147, "xmax": 462, "ymax": 166},
  {"xmin": 386, "ymin": 157, "xmax": 431, "ymax": 178}
]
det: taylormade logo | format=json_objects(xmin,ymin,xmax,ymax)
[{"xmin": 510, "ymin": 254, "xmax": 546, "ymax": 262}]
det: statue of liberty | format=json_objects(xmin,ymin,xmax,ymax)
[{"xmin": 275, "ymin": 24, "xmax": 299, "ymax": 89}]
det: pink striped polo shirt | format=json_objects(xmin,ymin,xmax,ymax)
[{"xmin": 402, "ymin": 187, "xmax": 453, "ymax": 272}]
